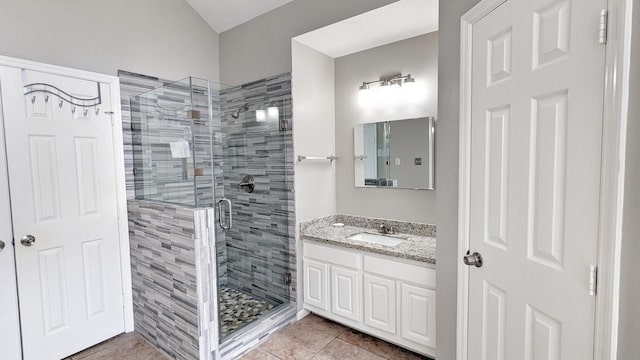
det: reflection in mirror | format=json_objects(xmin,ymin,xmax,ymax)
[{"xmin": 354, "ymin": 117, "xmax": 434, "ymax": 190}]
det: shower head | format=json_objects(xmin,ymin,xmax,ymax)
[{"xmin": 231, "ymin": 103, "xmax": 249, "ymax": 119}]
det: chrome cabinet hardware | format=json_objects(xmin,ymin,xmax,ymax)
[
  {"xmin": 0, "ymin": 239, "xmax": 5, "ymax": 251},
  {"xmin": 463, "ymin": 250, "xmax": 483, "ymax": 268},
  {"xmin": 20, "ymin": 235, "xmax": 36, "ymax": 247}
]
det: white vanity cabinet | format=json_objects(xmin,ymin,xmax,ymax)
[{"xmin": 303, "ymin": 240, "xmax": 436, "ymax": 357}]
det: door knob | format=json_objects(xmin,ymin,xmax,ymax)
[
  {"xmin": 463, "ymin": 251, "xmax": 483, "ymax": 267},
  {"xmin": 0, "ymin": 240, "xmax": 5, "ymax": 251},
  {"xmin": 20, "ymin": 235, "xmax": 36, "ymax": 247}
]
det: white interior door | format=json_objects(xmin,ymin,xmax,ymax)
[
  {"xmin": 466, "ymin": 0, "xmax": 606, "ymax": 359},
  {"xmin": 0, "ymin": 80, "xmax": 23, "ymax": 360},
  {"xmin": 0, "ymin": 67, "xmax": 125, "ymax": 360}
]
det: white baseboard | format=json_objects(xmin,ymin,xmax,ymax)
[{"xmin": 296, "ymin": 309, "xmax": 311, "ymax": 320}]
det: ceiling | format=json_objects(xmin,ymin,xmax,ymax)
[
  {"xmin": 293, "ymin": 0, "xmax": 438, "ymax": 58},
  {"xmin": 185, "ymin": 0, "xmax": 293, "ymax": 33}
]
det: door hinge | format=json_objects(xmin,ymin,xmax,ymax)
[
  {"xmin": 105, "ymin": 110, "xmax": 115, "ymax": 126},
  {"xmin": 599, "ymin": 9, "xmax": 608, "ymax": 45},
  {"xmin": 589, "ymin": 265, "xmax": 598, "ymax": 296},
  {"xmin": 284, "ymin": 272, "xmax": 292, "ymax": 285}
]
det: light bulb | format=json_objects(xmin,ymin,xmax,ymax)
[
  {"xmin": 380, "ymin": 80, "xmax": 400, "ymax": 103},
  {"xmin": 402, "ymin": 75, "xmax": 421, "ymax": 102},
  {"xmin": 267, "ymin": 106, "xmax": 279, "ymax": 121},
  {"xmin": 256, "ymin": 109, "xmax": 266, "ymax": 122},
  {"xmin": 358, "ymin": 86, "xmax": 373, "ymax": 106}
]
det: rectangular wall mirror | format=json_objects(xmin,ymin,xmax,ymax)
[{"xmin": 354, "ymin": 116, "xmax": 435, "ymax": 190}]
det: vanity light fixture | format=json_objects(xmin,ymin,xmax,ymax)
[
  {"xmin": 358, "ymin": 73, "xmax": 418, "ymax": 105},
  {"xmin": 403, "ymin": 74, "xmax": 416, "ymax": 90},
  {"xmin": 358, "ymin": 82, "xmax": 373, "ymax": 105}
]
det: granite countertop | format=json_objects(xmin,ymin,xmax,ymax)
[{"xmin": 301, "ymin": 214, "xmax": 436, "ymax": 264}]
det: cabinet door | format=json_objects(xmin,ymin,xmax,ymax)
[
  {"xmin": 331, "ymin": 266, "xmax": 360, "ymax": 322},
  {"xmin": 304, "ymin": 259, "xmax": 329, "ymax": 311},
  {"xmin": 363, "ymin": 274, "xmax": 396, "ymax": 334},
  {"xmin": 400, "ymin": 283, "xmax": 436, "ymax": 349}
]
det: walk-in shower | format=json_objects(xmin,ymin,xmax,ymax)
[{"xmin": 127, "ymin": 75, "xmax": 296, "ymax": 360}]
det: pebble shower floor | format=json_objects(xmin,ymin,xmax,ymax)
[{"xmin": 219, "ymin": 286, "xmax": 276, "ymax": 338}]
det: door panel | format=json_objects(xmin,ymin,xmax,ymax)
[
  {"xmin": 481, "ymin": 281, "xmax": 507, "ymax": 360},
  {"xmin": 528, "ymin": 91, "xmax": 568, "ymax": 270},
  {"xmin": 363, "ymin": 274, "xmax": 396, "ymax": 334},
  {"xmin": 304, "ymin": 259, "xmax": 329, "ymax": 311},
  {"xmin": 467, "ymin": 0, "xmax": 606, "ymax": 359},
  {"xmin": 400, "ymin": 283, "xmax": 435, "ymax": 349},
  {"xmin": 0, "ymin": 67, "xmax": 125, "ymax": 360},
  {"xmin": 331, "ymin": 266, "xmax": 360, "ymax": 322}
]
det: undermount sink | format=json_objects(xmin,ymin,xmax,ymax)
[{"xmin": 348, "ymin": 232, "xmax": 406, "ymax": 247}]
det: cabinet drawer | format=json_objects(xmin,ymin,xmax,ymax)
[
  {"xmin": 305, "ymin": 241, "xmax": 361, "ymax": 269},
  {"xmin": 364, "ymin": 255, "xmax": 435, "ymax": 288}
]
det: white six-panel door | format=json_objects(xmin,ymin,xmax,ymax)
[
  {"xmin": 0, "ymin": 67, "xmax": 125, "ymax": 360},
  {"xmin": 466, "ymin": 0, "xmax": 606, "ymax": 359}
]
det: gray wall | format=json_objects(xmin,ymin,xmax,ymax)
[
  {"xmin": 334, "ymin": 33, "xmax": 438, "ymax": 224},
  {"xmin": 218, "ymin": 0, "xmax": 397, "ymax": 85},
  {"xmin": 436, "ymin": 1, "xmax": 481, "ymax": 360},
  {"xmin": 0, "ymin": 0, "xmax": 219, "ymax": 81},
  {"xmin": 617, "ymin": 1, "xmax": 640, "ymax": 358},
  {"xmin": 291, "ymin": 41, "xmax": 337, "ymax": 311}
]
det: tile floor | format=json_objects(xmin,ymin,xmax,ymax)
[
  {"xmin": 219, "ymin": 286, "xmax": 276, "ymax": 338},
  {"xmin": 65, "ymin": 314, "xmax": 431, "ymax": 360},
  {"xmin": 239, "ymin": 314, "xmax": 432, "ymax": 360},
  {"xmin": 65, "ymin": 332, "xmax": 168, "ymax": 360}
]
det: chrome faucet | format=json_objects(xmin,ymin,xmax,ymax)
[{"xmin": 379, "ymin": 224, "xmax": 395, "ymax": 235}]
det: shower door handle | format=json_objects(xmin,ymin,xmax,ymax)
[{"xmin": 218, "ymin": 198, "xmax": 232, "ymax": 230}]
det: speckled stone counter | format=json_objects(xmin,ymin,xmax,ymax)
[{"xmin": 301, "ymin": 214, "xmax": 436, "ymax": 264}]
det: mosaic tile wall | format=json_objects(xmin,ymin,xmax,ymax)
[
  {"xmin": 218, "ymin": 74, "xmax": 296, "ymax": 305},
  {"xmin": 128, "ymin": 200, "xmax": 219, "ymax": 360}
]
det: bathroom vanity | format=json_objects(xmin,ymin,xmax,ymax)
[{"xmin": 301, "ymin": 215, "xmax": 436, "ymax": 357}]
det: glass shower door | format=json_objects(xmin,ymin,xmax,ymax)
[{"xmin": 213, "ymin": 96, "xmax": 292, "ymax": 341}]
